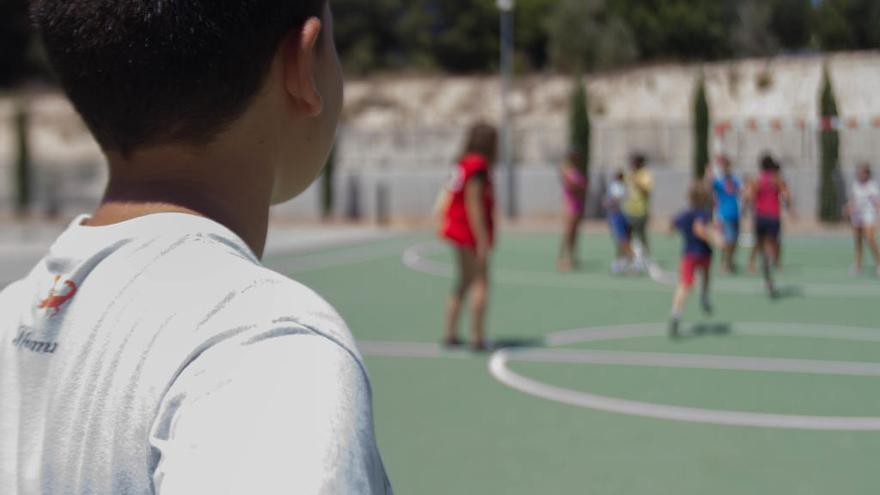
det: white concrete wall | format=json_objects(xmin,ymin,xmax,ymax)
[
  {"xmin": 0, "ymin": 51, "xmax": 876, "ymax": 220},
  {"xmin": 316, "ymin": 163, "xmax": 820, "ymax": 224}
]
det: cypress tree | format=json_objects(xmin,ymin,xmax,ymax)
[
  {"xmin": 321, "ymin": 147, "xmax": 335, "ymax": 220},
  {"xmin": 13, "ymin": 101, "xmax": 31, "ymax": 217},
  {"xmin": 569, "ymin": 73, "xmax": 590, "ymax": 175},
  {"xmin": 819, "ymin": 68, "xmax": 841, "ymax": 223},
  {"xmin": 694, "ymin": 74, "xmax": 710, "ymax": 178}
]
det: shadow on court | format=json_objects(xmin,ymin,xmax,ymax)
[
  {"xmin": 491, "ymin": 337, "xmax": 545, "ymax": 349},
  {"xmin": 683, "ymin": 322, "xmax": 733, "ymax": 339},
  {"xmin": 563, "ymin": 259, "xmax": 609, "ymax": 274},
  {"xmin": 771, "ymin": 284, "xmax": 804, "ymax": 301}
]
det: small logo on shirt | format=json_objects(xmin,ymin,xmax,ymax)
[
  {"xmin": 37, "ymin": 276, "xmax": 78, "ymax": 316},
  {"xmin": 11, "ymin": 328, "xmax": 58, "ymax": 354}
]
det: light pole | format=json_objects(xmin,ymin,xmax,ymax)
[{"xmin": 497, "ymin": 0, "xmax": 516, "ymax": 219}]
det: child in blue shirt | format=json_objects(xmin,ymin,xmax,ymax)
[
  {"xmin": 669, "ymin": 182, "xmax": 716, "ymax": 337},
  {"xmin": 710, "ymin": 156, "xmax": 742, "ymax": 273},
  {"xmin": 604, "ymin": 169, "xmax": 633, "ymax": 274}
]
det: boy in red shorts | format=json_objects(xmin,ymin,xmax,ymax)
[{"xmin": 669, "ymin": 182, "xmax": 716, "ymax": 338}]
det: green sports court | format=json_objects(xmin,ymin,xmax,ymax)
[{"xmin": 266, "ymin": 228, "xmax": 880, "ymax": 494}]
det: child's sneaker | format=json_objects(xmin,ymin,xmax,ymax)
[
  {"xmin": 700, "ymin": 297, "xmax": 713, "ymax": 316},
  {"xmin": 668, "ymin": 317, "xmax": 680, "ymax": 339},
  {"xmin": 630, "ymin": 258, "xmax": 647, "ymax": 274}
]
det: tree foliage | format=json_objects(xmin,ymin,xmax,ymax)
[
  {"xmin": 0, "ymin": 0, "xmax": 36, "ymax": 87},
  {"xmin": 731, "ymin": 0, "xmax": 779, "ymax": 57},
  {"xmin": 769, "ymin": 0, "xmax": 813, "ymax": 50},
  {"xmin": 693, "ymin": 76, "xmax": 710, "ymax": 179},
  {"xmin": 321, "ymin": 148, "xmax": 336, "ymax": 220},
  {"xmin": 545, "ymin": 0, "xmax": 638, "ymax": 72},
  {"xmin": 814, "ymin": 0, "xmax": 880, "ymax": 51},
  {"xmin": 818, "ymin": 68, "xmax": 841, "ymax": 223},
  {"xmin": 568, "ymin": 75, "xmax": 590, "ymax": 175},
  {"xmin": 330, "ymin": 0, "xmax": 880, "ymax": 74},
  {"xmin": 610, "ymin": 0, "xmax": 734, "ymax": 62},
  {"xmin": 3, "ymin": 0, "xmax": 880, "ymax": 82},
  {"xmin": 14, "ymin": 102, "xmax": 31, "ymax": 215}
]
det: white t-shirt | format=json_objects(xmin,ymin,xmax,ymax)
[
  {"xmin": 851, "ymin": 179, "xmax": 880, "ymax": 225},
  {"xmin": 0, "ymin": 213, "xmax": 392, "ymax": 494},
  {"xmin": 606, "ymin": 181, "xmax": 626, "ymax": 212}
]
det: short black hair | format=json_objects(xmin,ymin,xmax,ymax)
[
  {"xmin": 32, "ymin": 0, "xmax": 325, "ymax": 154},
  {"xmin": 630, "ymin": 153, "xmax": 646, "ymax": 169},
  {"xmin": 760, "ymin": 154, "xmax": 779, "ymax": 172}
]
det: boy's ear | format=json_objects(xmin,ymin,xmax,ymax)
[{"xmin": 283, "ymin": 17, "xmax": 323, "ymax": 117}]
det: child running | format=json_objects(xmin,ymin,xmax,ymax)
[
  {"xmin": 558, "ymin": 152, "xmax": 588, "ymax": 272},
  {"xmin": 605, "ymin": 169, "xmax": 633, "ymax": 274},
  {"xmin": 1, "ymin": 1, "xmax": 392, "ymax": 493},
  {"xmin": 844, "ymin": 163, "xmax": 880, "ymax": 275},
  {"xmin": 440, "ymin": 122, "xmax": 497, "ymax": 351},
  {"xmin": 708, "ymin": 155, "xmax": 743, "ymax": 273},
  {"xmin": 669, "ymin": 182, "xmax": 716, "ymax": 338},
  {"xmin": 745, "ymin": 155, "xmax": 794, "ymax": 297},
  {"xmin": 623, "ymin": 153, "xmax": 654, "ymax": 270}
]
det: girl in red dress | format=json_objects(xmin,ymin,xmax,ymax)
[{"xmin": 438, "ymin": 122, "xmax": 497, "ymax": 351}]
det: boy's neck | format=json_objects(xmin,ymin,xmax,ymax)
[{"xmin": 89, "ymin": 145, "xmax": 274, "ymax": 258}]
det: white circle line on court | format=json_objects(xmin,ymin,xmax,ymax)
[
  {"xmin": 486, "ymin": 322, "xmax": 880, "ymax": 431},
  {"xmin": 645, "ymin": 257, "xmax": 880, "ymax": 298},
  {"xmin": 501, "ymin": 348, "xmax": 880, "ymax": 376},
  {"xmin": 268, "ymin": 238, "xmax": 413, "ymax": 273},
  {"xmin": 357, "ymin": 341, "xmax": 473, "ymax": 359},
  {"xmin": 402, "ymin": 241, "xmax": 671, "ymax": 293},
  {"xmin": 489, "ymin": 354, "xmax": 880, "ymax": 431},
  {"xmin": 402, "ymin": 240, "xmax": 880, "ymax": 298}
]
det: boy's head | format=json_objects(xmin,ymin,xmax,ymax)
[
  {"xmin": 32, "ymin": 0, "xmax": 341, "ymax": 203},
  {"xmin": 688, "ymin": 181, "xmax": 710, "ymax": 209},
  {"xmin": 858, "ymin": 163, "xmax": 872, "ymax": 183},
  {"xmin": 462, "ymin": 122, "xmax": 497, "ymax": 164},
  {"xmin": 630, "ymin": 153, "xmax": 646, "ymax": 171},
  {"xmin": 614, "ymin": 169, "xmax": 625, "ymax": 181},
  {"xmin": 760, "ymin": 154, "xmax": 779, "ymax": 173},
  {"xmin": 718, "ymin": 155, "xmax": 732, "ymax": 174}
]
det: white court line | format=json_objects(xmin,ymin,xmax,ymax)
[
  {"xmin": 273, "ymin": 238, "xmax": 880, "ymax": 429},
  {"xmin": 358, "ymin": 341, "xmax": 472, "ymax": 359},
  {"xmin": 646, "ymin": 258, "xmax": 880, "ymax": 298},
  {"xmin": 487, "ymin": 322, "xmax": 880, "ymax": 431},
  {"xmin": 402, "ymin": 240, "xmax": 880, "ymax": 298},
  {"xmin": 357, "ymin": 323, "xmax": 880, "ymax": 430},
  {"xmin": 501, "ymin": 348, "xmax": 880, "ymax": 376},
  {"xmin": 401, "ymin": 241, "xmax": 452, "ymax": 277},
  {"xmin": 489, "ymin": 356, "xmax": 880, "ymax": 431},
  {"xmin": 402, "ymin": 241, "xmax": 669, "ymax": 293},
  {"xmin": 545, "ymin": 322, "xmax": 880, "ymax": 345},
  {"xmin": 268, "ymin": 238, "xmax": 413, "ymax": 272}
]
